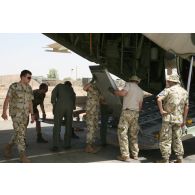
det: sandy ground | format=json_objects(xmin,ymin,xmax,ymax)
[{"xmin": 0, "ymin": 77, "xmax": 86, "ymax": 117}]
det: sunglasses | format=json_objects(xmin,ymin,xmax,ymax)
[{"xmin": 27, "ymin": 76, "xmax": 31, "ymax": 80}]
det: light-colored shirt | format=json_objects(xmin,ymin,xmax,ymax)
[
  {"xmin": 122, "ymin": 82, "xmax": 144, "ymax": 111},
  {"xmin": 157, "ymin": 84, "xmax": 189, "ymax": 124}
]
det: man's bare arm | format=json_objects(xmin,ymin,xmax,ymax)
[
  {"xmin": 40, "ymin": 102, "xmax": 46, "ymax": 119},
  {"xmin": 1, "ymin": 96, "xmax": 9, "ymax": 120},
  {"xmin": 139, "ymin": 101, "xmax": 143, "ymax": 111},
  {"xmin": 182, "ymin": 104, "xmax": 189, "ymax": 126},
  {"xmin": 157, "ymin": 96, "xmax": 168, "ymax": 115},
  {"xmin": 114, "ymin": 89, "xmax": 128, "ymax": 97},
  {"xmin": 83, "ymin": 83, "xmax": 91, "ymax": 91},
  {"xmin": 40, "ymin": 103, "xmax": 45, "ymax": 114},
  {"xmin": 29, "ymin": 101, "xmax": 35, "ymax": 123}
]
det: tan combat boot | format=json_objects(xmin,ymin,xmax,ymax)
[
  {"xmin": 156, "ymin": 159, "xmax": 169, "ymax": 163},
  {"xmin": 84, "ymin": 144, "xmax": 100, "ymax": 154},
  {"xmin": 130, "ymin": 154, "xmax": 139, "ymax": 160},
  {"xmin": 20, "ymin": 152, "xmax": 31, "ymax": 163},
  {"xmin": 174, "ymin": 159, "xmax": 183, "ymax": 163},
  {"xmin": 117, "ymin": 155, "xmax": 131, "ymax": 162},
  {"xmin": 4, "ymin": 143, "xmax": 13, "ymax": 159}
]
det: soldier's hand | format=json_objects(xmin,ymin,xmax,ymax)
[
  {"xmin": 1, "ymin": 112, "xmax": 8, "ymax": 120},
  {"xmin": 181, "ymin": 122, "xmax": 186, "ymax": 128},
  {"xmin": 108, "ymin": 87, "xmax": 115, "ymax": 95},
  {"xmin": 160, "ymin": 110, "xmax": 168, "ymax": 115}
]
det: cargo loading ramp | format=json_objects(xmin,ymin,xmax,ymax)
[{"xmin": 89, "ymin": 65, "xmax": 122, "ymax": 118}]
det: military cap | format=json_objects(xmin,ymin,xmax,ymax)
[
  {"xmin": 166, "ymin": 74, "xmax": 180, "ymax": 84},
  {"xmin": 129, "ymin": 75, "xmax": 141, "ymax": 83}
]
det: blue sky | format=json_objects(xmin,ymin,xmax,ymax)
[{"xmin": 0, "ymin": 33, "xmax": 95, "ymax": 79}]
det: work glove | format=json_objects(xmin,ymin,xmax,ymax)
[{"xmin": 108, "ymin": 86, "xmax": 115, "ymax": 95}]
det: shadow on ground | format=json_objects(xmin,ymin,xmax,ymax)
[{"xmin": 1, "ymin": 126, "xmax": 195, "ymax": 163}]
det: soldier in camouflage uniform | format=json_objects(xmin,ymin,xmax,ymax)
[
  {"xmin": 1, "ymin": 70, "xmax": 35, "ymax": 163},
  {"xmin": 157, "ymin": 75, "xmax": 189, "ymax": 163},
  {"xmin": 83, "ymin": 78, "xmax": 101, "ymax": 153},
  {"xmin": 33, "ymin": 83, "xmax": 48, "ymax": 143},
  {"xmin": 109, "ymin": 75, "xmax": 144, "ymax": 162}
]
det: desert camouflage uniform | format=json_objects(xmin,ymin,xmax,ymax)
[
  {"xmin": 117, "ymin": 81, "xmax": 143, "ymax": 158},
  {"xmin": 7, "ymin": 82, "xmax": 33, "ymax": 153},
  {"xmin": 85, "ymin": 83, "xmax": 101, "ymax": 144},
  {"xmin": 158, "ymin": 84, "xmax": 189, "ymax": 160},
  {"xmin": 118, "ymin": 110, "xmax": 139, "ymax": 157}
]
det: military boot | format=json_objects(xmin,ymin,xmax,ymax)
[
  {"xmin": 131, "ymin": 156, "xmax": 138, "ymax": 160},
  {"xmin": 37, "ymin": 133, "xmax": 48, "ymax": 143},
  {"xmin": 20, "ymin": 152, "xmax": 31, "ymax": 163},
  {"xmin": 117, "ymin": 155, "xmax": 131, "ymax": 162},
  {"xmin": 4, "ymin": 143, "xmax": 13, "ymax": 159},
  {"xmin": 174, "ymin": 159, "xmax": 183, "ymax": 163},
  {"xmin": 84, "ymin": 144, "xmax": 100, "ymax": 154},
  {"xmin": 156, "ymin": 159, "xmax": 169, "ymax": 163}
]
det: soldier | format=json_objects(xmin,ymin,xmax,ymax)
[
  {"xmin": 32, "ymin": 83, "xmax": 48, "ymax": 143},
  {"xmin": 109, "ymin": 75, "xmax": 144, "ymax": 162},
  {"xmin": 157, "ymin": 75, "xmax": 189, "ymax": 163},
  {"xmin": 83, "ymin": 78, "xmax": 101, "ymax": 153},
  {"xmin": 51, "ymin": 81, "xmax": 76, "ymax": 151},
  {"xmin": 1, "ymin": 70, "xmax": 35, "ymax": 163}
]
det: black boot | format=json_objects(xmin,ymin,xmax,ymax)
[{"xmin": 37, "ymin": 133, "xmax": 48, "ymax": 143}]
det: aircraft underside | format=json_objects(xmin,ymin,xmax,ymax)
[{"xmin": 43, "ymin": 33, "xmax": 195, "ymax": 149}]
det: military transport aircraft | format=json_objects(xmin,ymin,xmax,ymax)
[
  {"xmin": 42, "ymin": 33, "xmax": 195, "ymax": 149},
  {"xmin": 44, "ymin": 42, "xmax": 71, "ymax": 53}
]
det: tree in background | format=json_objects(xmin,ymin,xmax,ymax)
[{"xmin": 47, "ymin": 69, "xmax": 59, "ymax": 79}]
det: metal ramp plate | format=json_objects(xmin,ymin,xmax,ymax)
[{"xmin": 89, "ymin": 66, "xmax": 122, "ymax": 117}]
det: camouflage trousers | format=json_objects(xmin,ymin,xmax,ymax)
[
  {"xmin": 86, "ymin": 109, "xmax": 99, "ymax": 145},
  {"xmin": 10, "ymin": 114, "xmax": 29, "ymax": 153},
  {"xmin": 159, "ymin": 122, "xmax": 184, "ymax": 160},
  {"xmin": 117, "ymin": 110, "xmax": 139, "ymax": 158}
]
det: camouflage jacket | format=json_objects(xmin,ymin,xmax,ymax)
[
  {"xmin": 86, "ymin": 83, "xmax": 100, "ymax": 112},
  {"xmin": 7, "ymin": 82, "xmax": 34, "ymax": 116},
  {"xmin": 158, "ymin": 84, "xmax": 189, "ymax": 124}
]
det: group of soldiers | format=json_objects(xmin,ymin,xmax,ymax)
[
  {"xmin": 82, "ymin": 73, "xmax": 189, "ymax": 163},
  {"xmin": 1, "ymin": 69, "xmax": 189, "ymax": 163}
]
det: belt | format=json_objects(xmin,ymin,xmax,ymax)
[{"xmin": 124, "ymin": 108, "xmax": 138, "ymax": 112}]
